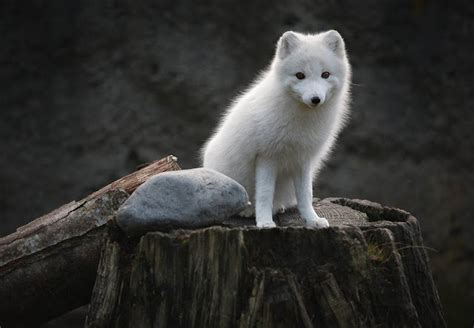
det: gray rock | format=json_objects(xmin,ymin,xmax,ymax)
[{"xmin": 116, "ymin": 168, "xmax": 249, "ymax": 236}]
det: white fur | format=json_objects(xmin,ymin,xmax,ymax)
[{"xmin": 202, "ymin": 30, "xmax": 351, "ymax": 228}]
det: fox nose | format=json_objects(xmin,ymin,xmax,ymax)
[{"xmin": 311, "ymin": 96, "xmax": 321, "ymax": 105}]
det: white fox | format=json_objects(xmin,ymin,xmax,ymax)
[{"xmin": 202, "ymin": 30, "xmax": 351, "ymax": 228}]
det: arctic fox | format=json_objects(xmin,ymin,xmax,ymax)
[{"xmin": 202, "ymin": 30, "xmax": 351, "ymax": 228}]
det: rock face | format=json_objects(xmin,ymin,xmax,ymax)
[
  {"xmin": 86, "ymin": 198, "xmax": 446, "ymax": 328},
  {"xmin": 116, "ymin": 168, "xmax": 249, "ymax": 236}
]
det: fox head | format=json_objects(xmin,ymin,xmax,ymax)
[{"xmin": 273, "ymin": 30, "xmax": 350, "ymax": 108}]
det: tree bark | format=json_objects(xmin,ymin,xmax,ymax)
[
  {"xmin": 0, "ymin": 155, "xmax": 180, "ymax": 327},
  {"xmin": 86, "ymin": 198, "xmax": 446, "ymax": 328}
]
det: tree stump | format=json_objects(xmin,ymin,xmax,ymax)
[{"xmin": 85, "ymin": 198, "xmax": 446, "ymax": 328}]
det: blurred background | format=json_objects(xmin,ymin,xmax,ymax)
[{"xmin": 1, "ymin": 0, "xmax": 472, "ymax": 326}]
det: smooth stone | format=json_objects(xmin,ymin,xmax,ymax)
[{"xmin": 116, "ymin": 168, "xmax": 249, "ymax": 236}]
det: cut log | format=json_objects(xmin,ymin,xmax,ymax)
[
  {"xmin": 86, "ymin": 198, "xmax": 446, "ymax": 328},
  {"xmin": 0, "ymin": 155, "xmax": 180, "ymax": 327}
]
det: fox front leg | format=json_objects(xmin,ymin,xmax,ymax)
[
  {"xmin": 293, "ymin": 164, "xmax": 329, "ymax": 228},
  {"xmin": 255, "ymin": 157, "xmax": 277, "ymax": 228}
]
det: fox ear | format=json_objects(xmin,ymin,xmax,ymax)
[
  {"xmin": 277, "ymin": 31, "xmax": 300, "ymax": 59},
  {"xmin": 323, "ymin": 30, "xmax": 345, "ymax": 56}
]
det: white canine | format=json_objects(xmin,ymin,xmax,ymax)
[{"xmin": 202, "ymin": 30, "xmax": 351, "ymax": 228}]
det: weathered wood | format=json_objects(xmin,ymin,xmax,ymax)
[
  {"xmin": 86, "ymin": 198, "xmax": 446, "ymax": 328},
  {"xmin": 9, "ymin": 155, "xmax": 180, "ymax": 236},
  {"xmin": 0, "ymin": 155, "xmax": 180, "ymax": 327}
]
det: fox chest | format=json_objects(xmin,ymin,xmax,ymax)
[{"xmin": 260, "ymin": 119, "xmax": 330, "ymax": 157}]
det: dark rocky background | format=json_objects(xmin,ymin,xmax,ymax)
[{"xmin": 0, "ymin": 0, "xmax": 472, "ymax": 326}]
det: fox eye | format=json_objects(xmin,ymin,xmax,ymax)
[
  {"xmin": 295, "ymin": 72, "xmax": 305, "ymax": 80},
  {"xmin": 321, "ymin": 71, "xmax": 330, "ymax": 79}
]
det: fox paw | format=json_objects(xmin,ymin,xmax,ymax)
[
  {"xmin": 305, "ymin": 216, "xmax": 329, "ymax": 229},
  {"xmin": 300, "ymin": 208, "xmax": 329, "ymax": 228},
  {"xmin": 256, "ymin": 220, "xmax": 277, "ymax": 228}
]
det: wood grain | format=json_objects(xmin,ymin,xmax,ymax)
[{"xmin": 0, "ymin": 155, "xmax": 180, "ymax": 327}]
